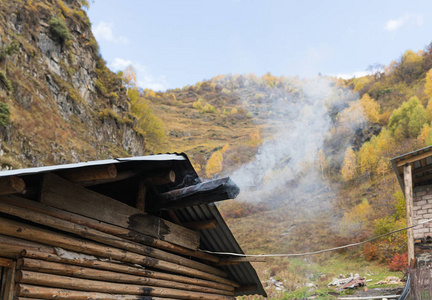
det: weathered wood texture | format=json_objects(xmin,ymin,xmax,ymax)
[
  {"xmin": 2, "ymin": 261, "xmax": 16, "ymax": 300},
  {"xmin": 16, "ymin": 271, "xmax": 236, "ymax": 300},
  {"xmin": 0, "ymin": 176, "xmax": 25, "ymax": 196},
  {"xmin": 183, "ymin": 219, "xmax": 218, "ymax": 231},
  {"xmin": 148, "ymin": 177, "xmax": 239, "ymax": 211},
  {"xmin": 0, "ymin": 201, "xmax": 224, "ymax": 277},
  {"xmin": 404, "ymin": 164, "xmax": 414, "ymax": 262},
  {"xmin": 0, "ymin": 217, "xmax": 236, "ymax": 287},
  {"xmin": 142, "ymin": 170, "xmax": 176, "ymax": 185},
  {"xmin": 57, "ymin": 164, "xmax": 117, "ymax": 183},
  {"xmin": 17, "ymin": 258, "xmax": 233, "ymax": 295},
  {"xmin": 40, "ymin": 173, "xmax": 199, "ymax": 250},
  {"xmin": 0, "ymin": 195, "xmax": 218, "ymax": 263},
  {"xmin": 15, "ymin": 284, "xmax": 180, "ymax": 300},
  {"xmin": 22, "ymin": 250, "xmax": 235, "ymax": 291}
]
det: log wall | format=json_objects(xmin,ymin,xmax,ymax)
[{"xmin": 0, "ymin": 174, "xmax": 239, "ymax": 300}]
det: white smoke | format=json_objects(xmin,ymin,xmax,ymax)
[{"xmin": 230, "ymin": 76, "xmax": 364, "ymax": 206}]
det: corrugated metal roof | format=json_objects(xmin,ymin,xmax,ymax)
[
  {"xmin": 176, "ymin": 203, "xmax": 266, "ymax": 297},
  {"xmin": 0, "ymin": 153, "xmax": 266, "ymax": 297}
]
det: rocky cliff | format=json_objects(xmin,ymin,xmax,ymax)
[{"xmin": 0, "ymin": 0, "xmax": 145, "ymax": 169}]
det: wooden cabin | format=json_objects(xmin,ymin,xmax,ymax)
[
  {"xmin": 392, "ymin": 146, "xmax": 432, "ymax": 265},
  {"xmin": 0, "ymin": 153, "xmax": 266, "ymax": 299}
]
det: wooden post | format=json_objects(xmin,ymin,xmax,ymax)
[
  {"xmin": 136, "ymin": 182, "xmax": 147, "ymax": 212},
  {"xmin": 404, "ymin": 164, "xmax": 414, "ymax": 263}
]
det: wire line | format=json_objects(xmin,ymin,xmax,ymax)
[{"xmin": 199, "ymin": 217, "xmax": 432, "ymax": 258}]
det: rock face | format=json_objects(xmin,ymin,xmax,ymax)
[{"xmin": 0, "ymin": 0, "xmax": 145, "ymax": 169}]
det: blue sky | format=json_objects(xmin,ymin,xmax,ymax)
[{"xmin": 88, "ymin": 0, "xmax": 432, "ymax": 91}]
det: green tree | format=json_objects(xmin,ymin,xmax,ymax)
[
  {"xmin": 0, "ymin": 102, "xmax": 10, "ymax": 127},
  {"xmin": 388, "ymin": 96, "xmax": 427, "ymax": 139},
  {"xmin": 49, "ymin": 16, "xmax": 71, "ymax": 44}
]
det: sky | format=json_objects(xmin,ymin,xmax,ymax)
[{"xmin": 88, "ymin": 0, "xmax": 432, "ymax": 91}]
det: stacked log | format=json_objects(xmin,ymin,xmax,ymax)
[{"xmin": 0, "ymin": 193, "xmax": 239, "ymax": 299}]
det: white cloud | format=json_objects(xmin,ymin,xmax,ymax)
[
  {"xmin": 384, "ymin": 14, "xmax": 424, "ymax": 32},
  {"xmin": 93, "ymin": 22, "xmax": 129, "ymax": 44},
  {"xmin": 109, "ymin": 58, "xmax": 169, "ymax": 91},
  {"xmin": 336, "ymin": 71, "xmax": 369, "ymax": 79}
]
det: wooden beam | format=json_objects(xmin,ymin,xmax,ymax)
[
  {"xmin": 40, "ymin": 173, "xmax": 199, "ymax": 250},
  {"xmin": 0, "ymin": 217, "xmax": 235, "ymax": 286},
  {"xmin": 148, "ymin": 177, "xmax": 239, "ymax": 211},
  {"xmin": 22, "ymin": 250, "xmax": 234, "ymax": 292},
  {"xmin": 397, "ymin": 150, "xmax": 432, "ymax": 167},
  {"xmin": 0, "ymin": 202, "xmax": 225, "ymax": 278},
  {"xmin": 0, "ymin": 195, "xmax": 218, "ymax": 263},
  {"xmin": 16, "ymin": 271, "xmax": 236, "ymax": 300},
  {"xmin": 142, "ymin": 170, "xmax": 176, "ymax": 185},
  {"xmin": 413, "ymin": 172, "xmax": 432, "ymax": 184},
  {"xmin": 79, "ymin": 169, "xmax": 139, "ymax": 187},
  {"xmin": 17, "ymin": 258, "xmax": 234, "ymax": 296},
  {"xmin": 413, "ymin": 163, "xmax": 432, "ymax": 176},
  {"xmin": 183, "ymin": 219, "xmax": 218, "ymax": 231},
  {"xmin": 404, "ymin": 164, "xmax": 414, "ymax": 262},
  {"xmin": 0, "ymin": 176, "xmax": 25, "ymax": 196},
  {"xmin": 57, "ymin": 164, "xmax": 117, "ymax": 183}
]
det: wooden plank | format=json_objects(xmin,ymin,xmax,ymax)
[
  {"xmin": 16, "ymin": 271, "xmax": 236, "ymax": 300},
  {"xmin": 0, "ymin": 195, "xmax": 218, "ymax": 263},
  {"xmin": 148, "ymin": 177, "xmax": 240, "ymax": 211},
  {"xmin": 404, "ymin": 164, "xmax": 414, "ymax": 262},
  {"xmin": 397, "ymin": 151, "xmax": 432, "ymax": 167},
  {"xmin": 0, "ymin": 176, "xmax": 25, "ymax": 196},
  {"xmin": 40, "ymin": 173, "xmax": 199, "ymax": 250}
]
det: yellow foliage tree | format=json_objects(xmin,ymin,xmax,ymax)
[
  {"xmin": 205, "ymin": 150, "xmax": 223, "ymax": 178},
  {"xmin": 360, "ymin": 93, "xmax": 381, "ymax": 123},
  {"xmin": 418, "ymin": 123, "xmax": 432, "ymax": 146},
  {"xmin": 341, "ymin": 147, "xmax": 357, "ymax": 181},
  {"xmin": 425, "ymin": 69, "xmax": 432, "ymax": 99},
  {"xmin": 340, "ymin": 199, "xmax": 373, "ymax": 237},
  {"xmin": 123, "ymin": 65, "xmax": 137, "ymax": 89}
]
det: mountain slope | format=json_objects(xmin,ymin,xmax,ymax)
[{"xmin": 0, "ymin": 0, "xmax": 144, "ymax": 169}]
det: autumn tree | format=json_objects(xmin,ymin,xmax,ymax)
[
  {"xmin": 341, "ymin": 147, "xmax": 357, "ymax": 181},
  {"xmin": 360, "ymin": 93, "xmax": 381, "ymax": 123},
  {"xmin": 205, "ymin": 150, "xmax": 223, "ymax": 178},
  {"xmin": 388, "ymin": 96, "xmax": 427, "ymax": 140},
  {"xmin": 425, "ymin": 69, "xmax": 432, "ymax": 99}
]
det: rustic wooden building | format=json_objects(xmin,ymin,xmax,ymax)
[
  {"xmin": 392, "ymin": 146, "xmax": 432, "ymax": 265},
  {"xmin": 0, "ymin": 153, "xmax": 266, "ymax": 299}
]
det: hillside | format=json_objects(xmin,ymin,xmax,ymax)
[
  {"xmin": 1, "ymin": 1, "xmax": 431, "ymax": 298},
  {"xmin": 0, "ymin": 0, "xmax": 145, "ymax": 169}
]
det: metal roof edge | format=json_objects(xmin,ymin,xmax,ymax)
[{"xmin": 0, "ymin": 154, "xmax": 186, "ymax": 178}]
